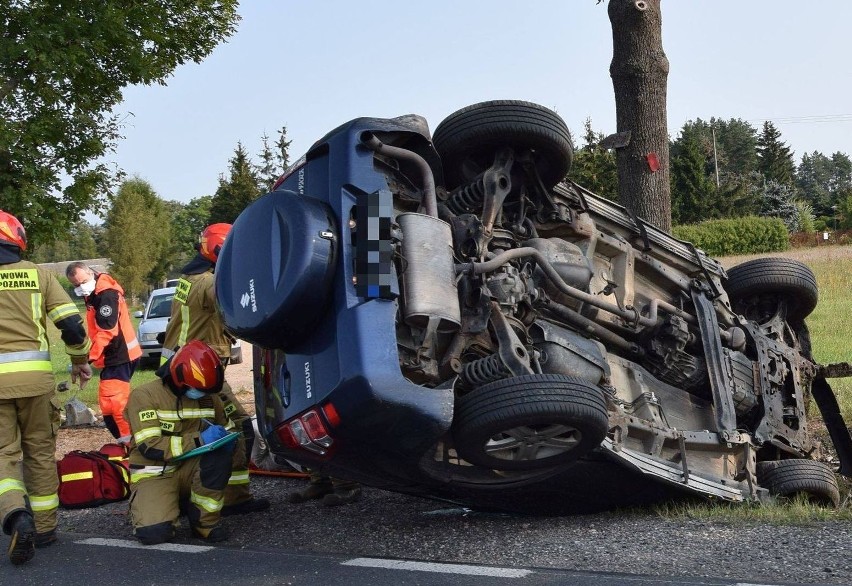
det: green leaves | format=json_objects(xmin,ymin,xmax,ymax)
[{"xmin": 0, "ymin": 1, "xmax": 240, "ymax": 248}]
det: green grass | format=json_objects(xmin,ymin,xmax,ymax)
[
  {"xmin": 653, "ymin": 493, "xmax": 852, "ymax": 525},
  {"xmin": 48, "ymin": 299, "xmax": 159, "ymax": 407},
  {"xmin": 803, "ymin": 258, "xmax": 852, "ymax": 421}
]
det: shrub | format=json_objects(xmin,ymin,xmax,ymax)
[{"xmin": 673, "ymin": 216, "xmax": 789, "ymax": 257}]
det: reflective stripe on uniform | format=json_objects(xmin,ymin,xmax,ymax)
[
  {"xmin": 156, "ymin": 408, "xmax": 216, "ymax": 421},
  {"xmin": 30, "ymin": 493, "xmax": 59, "ymax": 511},
  {"xmin": 126, "ymin": 338, "xmax": 139, "ymax": 350},
  {"xmin": 227, "ymin": 470, "xmax": 250, "ymax": 485},
  {"xmin": 0, "ymin": 360, "xmax": 52, "ymax": 375},
  {"xmin": 178, "ymin": 304, "xmax": 190, "ymax": 347},
  {"xmin": 0, "ymin": 478, "xmax": 26, "ymax": 496},
  {"xmin": 130, "ymin": 465, "xmax": 176, "ymax": 483},
  {"xmin": 61, "ymin": 471, "xmax": 94, "ymax": 482},
  {"xmin": 170, "ymin": 435, "xmax": 183, "ymax": 457},
  {"xmin": 134, "ymin": 427, "xmax": 162, "ymax": 444},
  {"xmin": 31, "ymin": 292, "xmax": 48, "ymax": 351},
  {"xmin": 66, "ymin": 338, "xmax": 92, "ymax": 357},
  {"xmin": 47, "ymin": 302, "xmax": 79, "ymax": 322},
  {"xmin": 0, "ymin": 350, "xmax": 50, "ymax": 364},
  {"xmin": 190, "ymin": 491, "xmax": 223, "ymax": 513}
]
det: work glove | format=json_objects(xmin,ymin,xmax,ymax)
[
  {"xmin": 200, "ymin": 424, "xmax": 229, "ymax": 445},
  {"xmin": 71, "ymin": 363, "xmax": 93, "ymax": 389}
]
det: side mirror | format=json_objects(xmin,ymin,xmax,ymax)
[{"xmin": 133, "ymin": 310, "xmax": 143, "ymax": 319}]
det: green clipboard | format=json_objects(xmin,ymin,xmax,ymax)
[{"xmin": 171, "ymin": 432, "xmax": 240, "ymax": 462}]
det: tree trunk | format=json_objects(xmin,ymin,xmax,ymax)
[{"xmin": 608, "ymin": 0, "xmax": 671, "ymax": 231}]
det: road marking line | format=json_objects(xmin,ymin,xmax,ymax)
[
  {"xmin": 341, "ymin": 557, "xmax": 531, "ymax": 578},
  {"xmin": 75, "ymin": 537, "xmax": 214, "ymax": 553}
]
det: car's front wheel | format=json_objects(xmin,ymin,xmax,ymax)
[
  {"xmin": 725, "ymin": 257, "xmax": 818, "ymax": 324},
  {"xmin": 451, "ymin": 374, "xmax": 608, "ymax": 471}
]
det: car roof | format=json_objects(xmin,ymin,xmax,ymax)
[{"xmin": 150, "ymin": 286, "xmax": 177, "ymax": 297}]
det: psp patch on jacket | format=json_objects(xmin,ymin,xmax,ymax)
[{"xmin": 99, "ymin": 305, "xmax": 113, "ymax": 317}]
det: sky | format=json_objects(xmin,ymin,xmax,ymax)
[{"xmin": 109, "ymin": 1, "xmax": 852, "ymax": 205}]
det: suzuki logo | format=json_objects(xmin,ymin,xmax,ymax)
[{"xmin": 240, "ymin": 292, "xmax": 250, "ymax": 308}]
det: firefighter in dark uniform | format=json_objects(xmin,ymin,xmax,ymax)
[
  {"xmin": 65, "ymin": 261, "xmax": 141, "ymax": 442},
  {"xmin": 161, "ymin": 223, "xmax": 269, "ymax": 516},
  {"xmin": 0, "ymin": 210, "xmax": 92, "ymax": 564},
  {"xmin": 126, "ymin": 340, "xmax": 235, "ymax": 544}
]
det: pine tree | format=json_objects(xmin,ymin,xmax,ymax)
[
  {"xmin": 670, "ymin": 132, "xmax": 716, "ymax": 224},
  {"xmin": 567, "ymin": 119, "xmax": 618, "ymax": 201},
  {"xmin": 209, "ymin": 143, "xmax": 261, "ymax": 224},
  {"xmin": 756, "ymin": 122, "xmax": 796, "ymax": 186},
  {"xmin": 757, "ymin": 179, "xmax": 799, "ymax": 232},
  {"xmin": 256, "ymin": 126, "xmax": 293, "ymax": 192}
]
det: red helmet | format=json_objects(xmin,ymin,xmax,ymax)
[
  {"xmin": 0, "ymin": 210, "xmax": 27, "ymax": 251},
  {"xmin": 169, "ymin": 340, "xmax": 224, "ymax": 394},
  {"xmin": 199, "ymin": 223, "xmax": 232, "ymax": 263}
]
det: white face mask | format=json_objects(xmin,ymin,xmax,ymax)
[
  {"xmin": 73, "ymin": 279, "xmax": 96, "ymax": 297},
  {"xmin": 184, "ymin": 388, "xmax": 206, "ymax": 400}
]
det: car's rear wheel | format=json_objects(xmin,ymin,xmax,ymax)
[
  {"xmin": 756, "ymin": 459, "xmax": 840, "ymax": 507},
  {"xmin": 725, "ymin": 258, "xmax": 818, "ymax": 323},
  {"xmin": 432, "ymin": 100, "xmax": 573, "ymax": 190},
  {"xmin": 451, "ymin": 374, "xmax": 608, "ymax": 471}
]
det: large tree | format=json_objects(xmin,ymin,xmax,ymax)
[
  {"xmin": 209, "ymin": 143, "xmax": 261, "ymax": 224},
  {"xmin": 168, "ymin": 195, "xmax": 213, "ymax": 270},
  {"xmin": 756, "ymin": 121, "xmax": 796, "ymax": 187},
  {"xmin": 0, "ymin": 1, "xmax": 240, "ymax": 249},
  {"xmin": 608, "ymin": 0, "xmax": 671, "ymax": 231},
  {"xmin": 103, "ymin": 178, "xmax": 171, "ymax": 299},
  {"xmin": 670, "ymin": 132, "xmax": 716, "ymax": 225}
]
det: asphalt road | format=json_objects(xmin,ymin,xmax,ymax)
[
  {"xmin": 3, "ymin": 533, "xmax": 843, "ymax": 586},
  {"xmin": 10, "ymin": 476, "xmax": 849, "ymax": 586}
]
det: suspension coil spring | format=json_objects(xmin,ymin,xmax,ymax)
[
  {"xmin": 447, "ymin": 177, "xmax": 486, "ymax": 215},
  {"xmin": 460, "ymin": 353, "xmax": 510, "ymax": 388}
]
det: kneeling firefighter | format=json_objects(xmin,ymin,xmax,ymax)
[{"xmin": 125, "ymin": 340, "xmax": 236, "ymax": 544}]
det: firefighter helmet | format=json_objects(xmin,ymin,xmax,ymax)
[
  {"xmin": 0, "ymin": 210, "xmax": 27, "ymax": 251},
  {"xmin": 199, "ymin": 223, "xmax": 232, "ymax": 263},
  {"xmin": 169, "ymin": 340, "xmax": 224, "ymax": 394}
]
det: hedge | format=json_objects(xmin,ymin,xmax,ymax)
[{"xmin": 672, "ymin": 216, "xmax": 789, "ymax": 257}]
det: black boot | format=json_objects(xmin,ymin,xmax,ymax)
[
  {"xmin": 221, "ymin": 497, "xmax": 271, "ymax": 516},
  {"xmin": 35, "ymin": 529, "xmax": 58, "ymax": 548},
  {"xmin": 322, "ymin": 486, "xmax": 362, "ymax": 507},
  {"xmin": 287, "ymin": 481, "xmax": 334, "ymax": 503},
  {"xmin": 7, "ymin": 511, "xmax": 36, "ymax": 565}
]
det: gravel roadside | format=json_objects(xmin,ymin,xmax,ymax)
[{"xmin": 57, "ymin": 473, "xmax": 851, "ymax": 584}]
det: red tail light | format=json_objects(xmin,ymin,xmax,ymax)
[{"xmin": 274, "ymin": 404, "xmax": 338, "ymax": 456}]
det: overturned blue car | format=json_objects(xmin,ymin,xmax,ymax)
[{"xmin": 216, "ymin": 101, "xmax": 852, "ymax": 514}]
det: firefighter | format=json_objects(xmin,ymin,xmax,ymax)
[
  {"xmin": 126, "ymin": 340, "xmax": 236, "ymax": 544},
  {"xmin": 161, "ymin": 223, "xmax": 269, "ymax": 516},
  {"xmin": 65, "ymin": 261, "xmax": 141, "ymax": 442},
  {"xmin": 0, "ymin": 210, "xmax": 92, "ymax": 565}
]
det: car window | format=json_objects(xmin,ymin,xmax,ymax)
[{"xmin": 146, "ymin": 294, "xmax": 174, "ymax": 319}]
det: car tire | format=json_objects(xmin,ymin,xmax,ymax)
[
  {"xmin": 432, "ymin": 100, "xmax": 574, "ymax": 190},
  {"xmin": 451, "ymin": 374, "xmax": 608, "ymax": 471},
  {"xmin": 756, "ymin": 459, "xmax": 840, "ymax": 507},
  {"xmin": 725, "ymin": 258, "xmax": 818, "ymax": 323},
  {"xmin": 230, "ymin": 347, "xmax": 243, "ymax": 365}
]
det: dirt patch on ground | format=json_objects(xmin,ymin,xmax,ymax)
[{"xmin": 56, "ymin": 343, "xmax": 255, "ymax": 457}]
